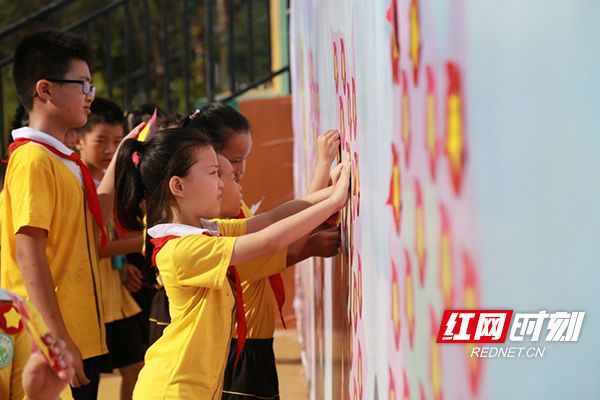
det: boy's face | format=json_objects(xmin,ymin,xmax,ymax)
[
  {"xmin": 217, "ymin": 154, "xmax": 242, "ymax": 218},
  {"xmin": 44, "ymin": 59, "xmax": 94, "ymax": 129},
  {"xmin": 78, "ymin": 123, "xmax": 124, "ymax": 171}
]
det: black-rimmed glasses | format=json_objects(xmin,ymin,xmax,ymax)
[{"xmin": 46, "ymin": 79, "xmax": 96, "ymax": 97}]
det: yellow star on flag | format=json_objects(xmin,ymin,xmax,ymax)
[{"xmin": 5, "ymin": 308, "xmax": 21, "ymax": 329}]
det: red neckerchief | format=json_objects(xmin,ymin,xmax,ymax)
[
  {"xmin": 8, "ymin": 139, "xmax": 108, "ymax": 247},
  {"xmin": 149, "ymin": 233, "xmax": 247, "ymax": 363},
  {"xmin": 236, "ymin": 208, "xmax": 287, "ymax": 329}
]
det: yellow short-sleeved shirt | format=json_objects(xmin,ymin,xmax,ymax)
[
  {"xmin": 0, "ymin": 142, "xmax": 107, "ymax": 365},
  {"xmin": 99, "ymin": 257, "xmax": 141, "ymax": 323},
  {"xmin": 236, "ymin": 202, "xmax": 287, "ymax": 339},
  {"xmin": 133, "ymin": 219, "xmax": 246, "ymax": 400}
]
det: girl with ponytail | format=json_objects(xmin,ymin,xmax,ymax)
[{"xmin": 115, "ymin": 127, "xmax": 349, "ymax": 399}]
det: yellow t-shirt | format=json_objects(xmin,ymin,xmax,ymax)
[
  {"xmin": 133, "ymin": 219, "xmax": 246, "ymax": 400},
  {"xmin": 236, "ymin": 201, "xmax": 287, "ymax": 339},
  {"xmin": 99, "ymin": 257, "xmax": 141, "ymax": 323},
  {"xmin": 0, "ymin": 143, "xmax": 106, "ymax": 361}
]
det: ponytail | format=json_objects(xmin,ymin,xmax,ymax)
[
  {"xmin": 115, "ymin": 128, "xmax": 213, "ymax": 231},
  {"xmin": 115, "ymin": 138, "xmax": 146, "ymax": 230}
]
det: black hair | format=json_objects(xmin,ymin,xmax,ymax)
[
  {"xmin": 10, "ymin": 104, "xmax": 28, "ymax": 131},
  {"xmin": 158, "ymin": 112, "xmax": 185, "ymax": 129},
  {"xmin": 182, "ymin": 102, "xmax": 250, "ymax": 152},
  {"xmin": 13, "ymin": 30, "xmax": 92, "ymax": 110},
  {"xmin": 125, "ymin": 104, "xmax": 164, "ymax": 131},
  {"xmin": 115, "ymin": 128, "xmax": 212, "ymax": 231},
  {"xmin": 77, "ymin": 97, "xmax": 125, "ymax": 135}
]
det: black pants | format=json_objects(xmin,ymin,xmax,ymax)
[{"xmin": 222, "ymin": 338, "xmax": 279, "ymax": 399}]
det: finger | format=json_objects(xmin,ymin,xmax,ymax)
[
  {"xmin": 327, "ymin": 134, "xmax": 338, "ymax": 146},
  {"xmin": 131, "ymin": 267, "xmax": 144, "ymax": 279},
  {"xmin": 77, "ymin": 368, "xmax": 90, "ymax": 386},
  {"xmin": 49, "ymin": 338, "xmax": 66, "ymax": 359},
  {"xmin": 318, "ymin": 226, "xmax": 339, "ymax": 235},
  {"xmin": 58, "ymin": 366, "xmax": 74, "ymax": 381},
  {"xmin": 74, "ymin": 361, "xmax": 90, "ymax": 386},
  {"xmin": 130, "ymin": 271, "xmax": 142, "ymax": 283},
  {"xmin": 128, "ymin": 268, "xmax": 143, "ymax": 284},
  {"xmin": 132, "ymin": 275, "xmax": 143, "ymax": 289},
  {"xmin": 317, "ymin": 230, "xmax": 340, "ymax": 240},
  {"xmin": 127, "ymin": 122, "xmax": 146, "ymax": 139}
]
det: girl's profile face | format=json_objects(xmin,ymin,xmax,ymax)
[
  {"xmin": 177, "ymin": 145, "xmax": 224, "ymax": 219},
  {"xmin": 217, "ymin": 154, "xmax": 242, "ymax": 218},
  {"xmin": 221, "ymin": 131, "xmax": 252, "ymax": 181}
]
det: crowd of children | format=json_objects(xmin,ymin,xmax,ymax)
[{"xmin": 0, "ymin": 29, "xmax": 346, "ymax": 400}]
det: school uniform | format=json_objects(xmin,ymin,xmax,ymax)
[
  {"xmin": 222, "ymin": 202, "xmax": 287, "ymax": 400},
  {"xmin": 133, "ymin": 220, "xmax": 248, "ymax": 399},
  {"xmin": 0, "ymin": 128, "xmax": 107, "ymax": 400}
]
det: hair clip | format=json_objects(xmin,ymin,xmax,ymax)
[{"xmin": 132, "ymin": 151, "xmax": 141, "ymax": 167}]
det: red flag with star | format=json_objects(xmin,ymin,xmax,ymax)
[
  {"xmin": 445, "ymin": 62, "xmax": 467, "ymax": 195},
  {"xmin": 386, "ymin": 0, "xmax": 401, "ymax": 84},
  {"xmin": 409, "ymin": 0, "xmax": 422, "ymax": 85},
  {"xmin": 387, "ymin": 144, "xmax": 402, "ymax": 235}
]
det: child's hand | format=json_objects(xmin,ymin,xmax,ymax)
[
  {"xmin": 317, "ymin": 130, "xmax": 340, "ymax": 165},
  {"xmin": 63, "ymin": 337, "xmax": 89, "ymax": 388},
  {"xmin": 123, "ymin": 121, "xmax": 146, "ymax": 143},
  {"xmin": 330, "ymin": 163, "xmax": 350, "ymax": 209},
  {"xmin": 307, "ymin": 225, "xmax": 341, "ymax": 258},
  {"xmin": 330, "ymin": 163, "xmax": 344, "ymax": 186},
  {"xmin": 23, "ymin": 337, "xmax": 75, "ymax": 400},
  {"xmin": 125, "ymin": 264, "xmax": 144, "ymax": 293}
]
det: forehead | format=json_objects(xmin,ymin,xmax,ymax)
[
  {"xmin": 65, "ymin": 59, "xmax": 91, "ymax": 80},
  {"xmin": 193, "ymin": 145, "xmax": 218, "ymax": 166},
  {"xmin": 223, "ymin": 132, "xmax": 252, "ymax": 155},
  {"xmin": 217, "ymin": 154, "xmax": 233, "ymax": 172},
  {"xmin": 87, "ymin": 122, "xmax": 124, "ymax": 138}
]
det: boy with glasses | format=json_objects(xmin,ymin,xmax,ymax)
[{"xmin": 0, "ymin": 30, "xmax": 125, "ymax": 399}]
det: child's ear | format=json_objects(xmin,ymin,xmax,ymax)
[
  {"xmin": 34, "ymin": 80, "xmax": 52, "ymax": 102},
  {"xmin": 168, "ymin": 176, "xmax": 185, "ymax": 199}
]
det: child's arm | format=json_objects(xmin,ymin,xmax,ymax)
[
  {"xmin": 286, "ymin": 225, "xmax": 340, "ymax": 265},
  {"xmin": 98, "ymin": 235, "xmax": 143, "ymax": 258},
  {"xmin": 97, "ymin": 123, "xmax": 145, "ymax": 229},
  {"xmin": 231, "ymin": 164, "xmax": 349, "ymax": 266},
  {"xmin": 15, "ymin": 227, "xmax": 89, "ymax": 387},
  {"xmin": 246, "ymin": 185, "xmax": 336, "ymax": 233},
  {"xmin": 308, "ymin": 130, "xmax": 340, "ymax": 194}
]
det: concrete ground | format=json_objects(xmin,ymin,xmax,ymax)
[{"xmin": 98, "ymin": 329, "xmax": 308, "ymax": 399}]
